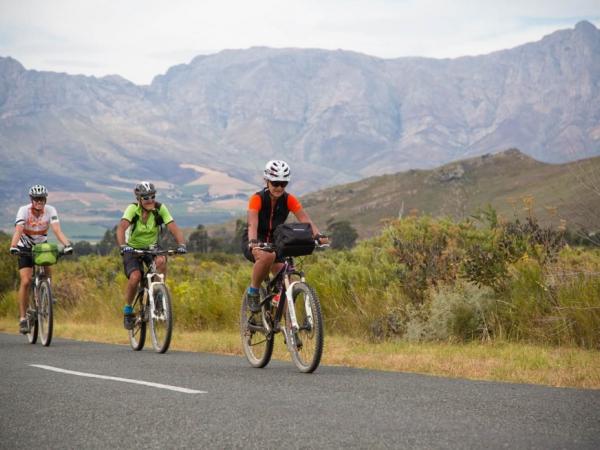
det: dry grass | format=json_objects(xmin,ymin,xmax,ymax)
[{"xmin": 1, "ymin": 317, "xmax": 598, "ymax": 389}]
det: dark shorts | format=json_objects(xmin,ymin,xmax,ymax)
[
  {"xmin": 122, "ymin": 252, "xmax": 154, "ymax": 278},
  {"xmin": 18, "ymin": 253, "xmax": 34, "ymax": 270},
  {"xmin": 241, "ymin": 235, "xmax": 284, "ymax": 263}
]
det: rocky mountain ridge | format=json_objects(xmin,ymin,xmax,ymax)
[{"xmin": 0, "ymin": 21, "xmax": 599, "ymax": 236}]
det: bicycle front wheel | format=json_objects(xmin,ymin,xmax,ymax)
[
  {"xmin": 38, "ymin": 280, "xmax": 53, "ymax": 346},
  {"xmin": 149, "ymin": 284, "xmax": 172, "ymax": 354},
  {"xmin": 26, "ymin": 288, "xmax": 38, "ymax": 345},
  {"xmin": 128, "ymin": 290, "xmax": 146, "ymax": 351},
  {"xmin": 240, "ymin": 288, "xmax": 273, "ymax": 368},
  {"xmin": 287, "ymin": 282, "xmax": 324, "ymax": 373}
]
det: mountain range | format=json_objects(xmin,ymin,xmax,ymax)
[{"xmin": 1, "ymin": 21, "xmax": 599, "ymax": 239}]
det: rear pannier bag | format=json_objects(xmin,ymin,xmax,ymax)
[
  {"xmin": 32, "ymin": 243, "xmax": 59, "ymax": 266},
  {"xmin": 273, "ymin": 223, "xmax": 315, "ymax": 257}
]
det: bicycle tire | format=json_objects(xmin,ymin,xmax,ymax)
[
  {"xmin": 38, "ymin": 280, "xmax": 53, "ymax": 346},
  {"xmin": 287, "ymin": 282, "xmax": 323, "ymax": 373},
  {"xmin": 26, "ymin": 287, "xmax": 38, "ymax": 345},
  {"xmin": 149, "ymin": 283, "xmax": 172, "ymax": 354},
  {"xmin": 240, "ymin": 288, "xmax": 273, "ymax": 368},
  {"xmin": 128, "ymin": 290, "xmax": 146, "ymax": 351}
]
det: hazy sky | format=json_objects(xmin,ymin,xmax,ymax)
[{"xmin": 1, "ymin": 0, "xmax": 599, "ymax": 85}]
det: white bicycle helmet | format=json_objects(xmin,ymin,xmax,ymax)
[
  {"xmin": 29, "ymin": 184, "xmax": 48, "ymax": 197},
  {"xmin": 263, "ymin": 160, "xmax": 291, "ymax": 182}
]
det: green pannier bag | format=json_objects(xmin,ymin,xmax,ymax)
[{"xmin": 32, "ymin": 243, "xmax": 59, "ymax": 266}]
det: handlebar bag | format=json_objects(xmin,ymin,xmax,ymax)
[
  {"xmin": 273, "ymin": 223, "xmax": 315, "ymax": 257},
  {"xmin": 32, "ymin": 243, "xmax": 59, "ymax": 266}
]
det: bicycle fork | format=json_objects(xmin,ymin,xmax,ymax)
[
  {"xmin": 281, "ymin": 279, "xmax": 313, "ymax": 350},
  {"xmin": 146, "ymin": 273, "xmax": 165, "ymax": 320}
]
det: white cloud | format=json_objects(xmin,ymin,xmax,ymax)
[{"xmin": 0, "ymin": 0, "xmax": 598, "ymax": 84}]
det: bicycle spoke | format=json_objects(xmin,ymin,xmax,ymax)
[
  {"xmin": 150, "ymin": 284, "xmax": 172, "ymax": 353},
  {"xmin": 38, "ymin": 281, "xmax": 53, "ymax": 346},
  {"xmin": 128, "ymin": 291, "xmax": 146, "ymax": 351},
  {"xmin": 240, "ymin": 289, "xmax": 273, "ymax": 368},
  {"xmin": 288, "ymin": 283, "xmax": 323, "ymax": 373},
  {"xmin": 26, "ymin": 291, "xmax": 38, "ymax": 344}
]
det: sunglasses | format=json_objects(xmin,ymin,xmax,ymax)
[
  {"xmin": 270, "ymin": 181, "xmax": 288, "ymax": 188},
  {"xmin": 31, "ymin": 197, "xmax": 47, "ymax": 203},
  {"xmin": 141, "ymin": 194, "xmax": 155, "ymax": 201}
]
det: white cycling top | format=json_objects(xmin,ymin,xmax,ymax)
[{"xmin": 14, "ymin": 204, "xmax": 60, "ymax": 248}]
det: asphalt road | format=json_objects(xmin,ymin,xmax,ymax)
[{"xmin": 1, "ymin": 332, "xmax": 599, "ymax": 449}]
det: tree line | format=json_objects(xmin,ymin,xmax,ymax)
[{"xmin": 72, "ymin": 219, "xmax": 359, "ymax": 256}]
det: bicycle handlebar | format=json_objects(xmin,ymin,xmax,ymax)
[
  {"xmin": 130, "ymin": 248, "xmax": 179, "ymax": 256},
  {"xmin": 11, "ymin": 248, "xmax": 70, "ymax": 257},
  {"xmin": 254, "ymin": 241, "xmax": 330, "ymax": 252}
]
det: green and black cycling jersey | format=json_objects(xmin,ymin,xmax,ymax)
[{"xmin": 122, "ymin": 203, "xmax": 173, "ymax": 249}]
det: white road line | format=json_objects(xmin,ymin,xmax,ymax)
[{"xmin": 30, "ymin": 364, "xmax": 207, "ymax": 394}]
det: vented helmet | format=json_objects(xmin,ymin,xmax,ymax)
[
  {"xmin": 134, "ymin": 181, "xmax": 156, "ymax": 199},
  {"xmin": 29, "ymin": 184, "xmax": 48, "ymax": 198},
  {"xmin": 263, "ymin": 160, "xmax": 291, "ymax": 182}
]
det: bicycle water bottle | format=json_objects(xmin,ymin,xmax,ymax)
[{"xmin": 272, "ymin": 294, "xmax": 280, "ymax": 307}]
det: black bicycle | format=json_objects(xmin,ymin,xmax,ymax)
[
  {"xmin": 14, "ymin": 245, "xmax": 68, "ymax": 346},
  {"xmin": 240, "ymin": 241, "xmax": 328, "ymax": 373},
  {"xmin": 128, "ymin": 248, "xmax": 177, "ymax": 353}
]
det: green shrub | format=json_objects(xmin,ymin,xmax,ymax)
[
  {"xmin": 1, "ymin": 215, "xmax": 597, "ymax": 349},
  {"xmin": 0, "ymin": 235, "xmax": 18, "ymax": 294},
  {"xmin": 428, "ymin": 283, "xmax": 495, "ymax": 342}
]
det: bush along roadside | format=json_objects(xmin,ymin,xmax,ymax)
[{"xmin": 0, "ymin": 212, "xmax": 598, "ymax": 349}]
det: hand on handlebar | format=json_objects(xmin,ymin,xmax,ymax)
[
  {"xmin": 315, "ymin": 233, "xmax": 330, "ymax": 246},
  {"xmin": 9, "ymin": 247, "xmax": 19, "ymax": 255},
  {"xmin": 250, "ymin": 241, "xmax": 276, "ymax": 252},
  {"xmin": 120, "ymin": 245, "xmax": 134, "ymax": 255}
]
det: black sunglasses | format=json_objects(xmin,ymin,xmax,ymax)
[
  {"xmin": 141, "ymin": 194, "xmax": 155, "ymax": 201},
  {"xmin": 31, "ymin": 196, "xmax": 47, "ymax": 202},
  {"xmin": 270, "ymin": 181, "xmax": 288, "ymax": 188}
]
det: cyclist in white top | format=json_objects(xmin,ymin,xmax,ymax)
[{"xmin": 9, "ymin": 185, "xmax": 73, "ymax": 333}]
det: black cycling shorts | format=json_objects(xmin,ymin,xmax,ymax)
[
  {"xmin": 18, "ymin": 253, "xmax": 34, "ymax": 270},
  {"xmin": 122, "ymin": 252, "xmax": 154, "ymax": 278}
]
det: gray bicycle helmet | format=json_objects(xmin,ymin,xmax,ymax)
[
  {"xmin": 134, "ymin": 181, "xmax": 156, "ymax": 199},
  {"xmin": 29, "ymin": 184, "xmax": 48, "ymax": 198}
]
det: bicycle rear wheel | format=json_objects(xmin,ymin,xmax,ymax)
[
  {"xmin": 26, "ymin": 288, "xmax": 38, "ymax": 345},
  {"xmin": 240, "ymin": 288, "xmax": 273, "ymax": 368},
  {"xmin": 287, "ymin": 282, "xmax": 323, "ymax": 373},
  {"xmin": 128, "ymin": 290, "xmax": 146, "ymax": 351},
  {"xmin": 150, "ymin": 284, "xmax": 172, "ymax": 353},
  {"xmin": 38, "ymin": 280, "xmax": 53, "ymax": 346}
]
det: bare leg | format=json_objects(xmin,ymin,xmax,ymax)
[
  {"xmin": 271, "ymin": 262, "xmax": 284, "ymax": 277},
  {"xmin": 18, "ymin": 268, "xmax": 33, "ymax": 319},
  {"xmin": 126, "ymin": 270, "xmax": 141, "ymax": 305},
  {"xmin": 251, "ymin": 248, "xmax": 276, "ymax": 289},
  {"xmin": 155, "ymin": 256, "xmax": 167, "ymax": 278}
]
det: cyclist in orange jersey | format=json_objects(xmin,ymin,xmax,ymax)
[{"xmin": 242, "ymin": 160, "xmax": 328, "ymax": 312}]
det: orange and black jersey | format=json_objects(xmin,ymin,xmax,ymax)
[{"xmin": 248, "ymin": 188, "xmax": 302, "ymax": 242}]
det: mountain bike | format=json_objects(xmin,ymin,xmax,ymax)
[
  {"xmin": 14, "ymin": 245, "xmax": 68, "ymax": 346},
  {"xmin": 127, "ymin": 248, "xmax": 178, "ymax": 353},
  {"xmin": 240, "ymin": 241, "xmax": 328, "ymax": 373}
]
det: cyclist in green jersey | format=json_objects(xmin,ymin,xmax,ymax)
[{"xmin": 116, "ymin": 182, "xmax": 187, "ymax": 329}]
